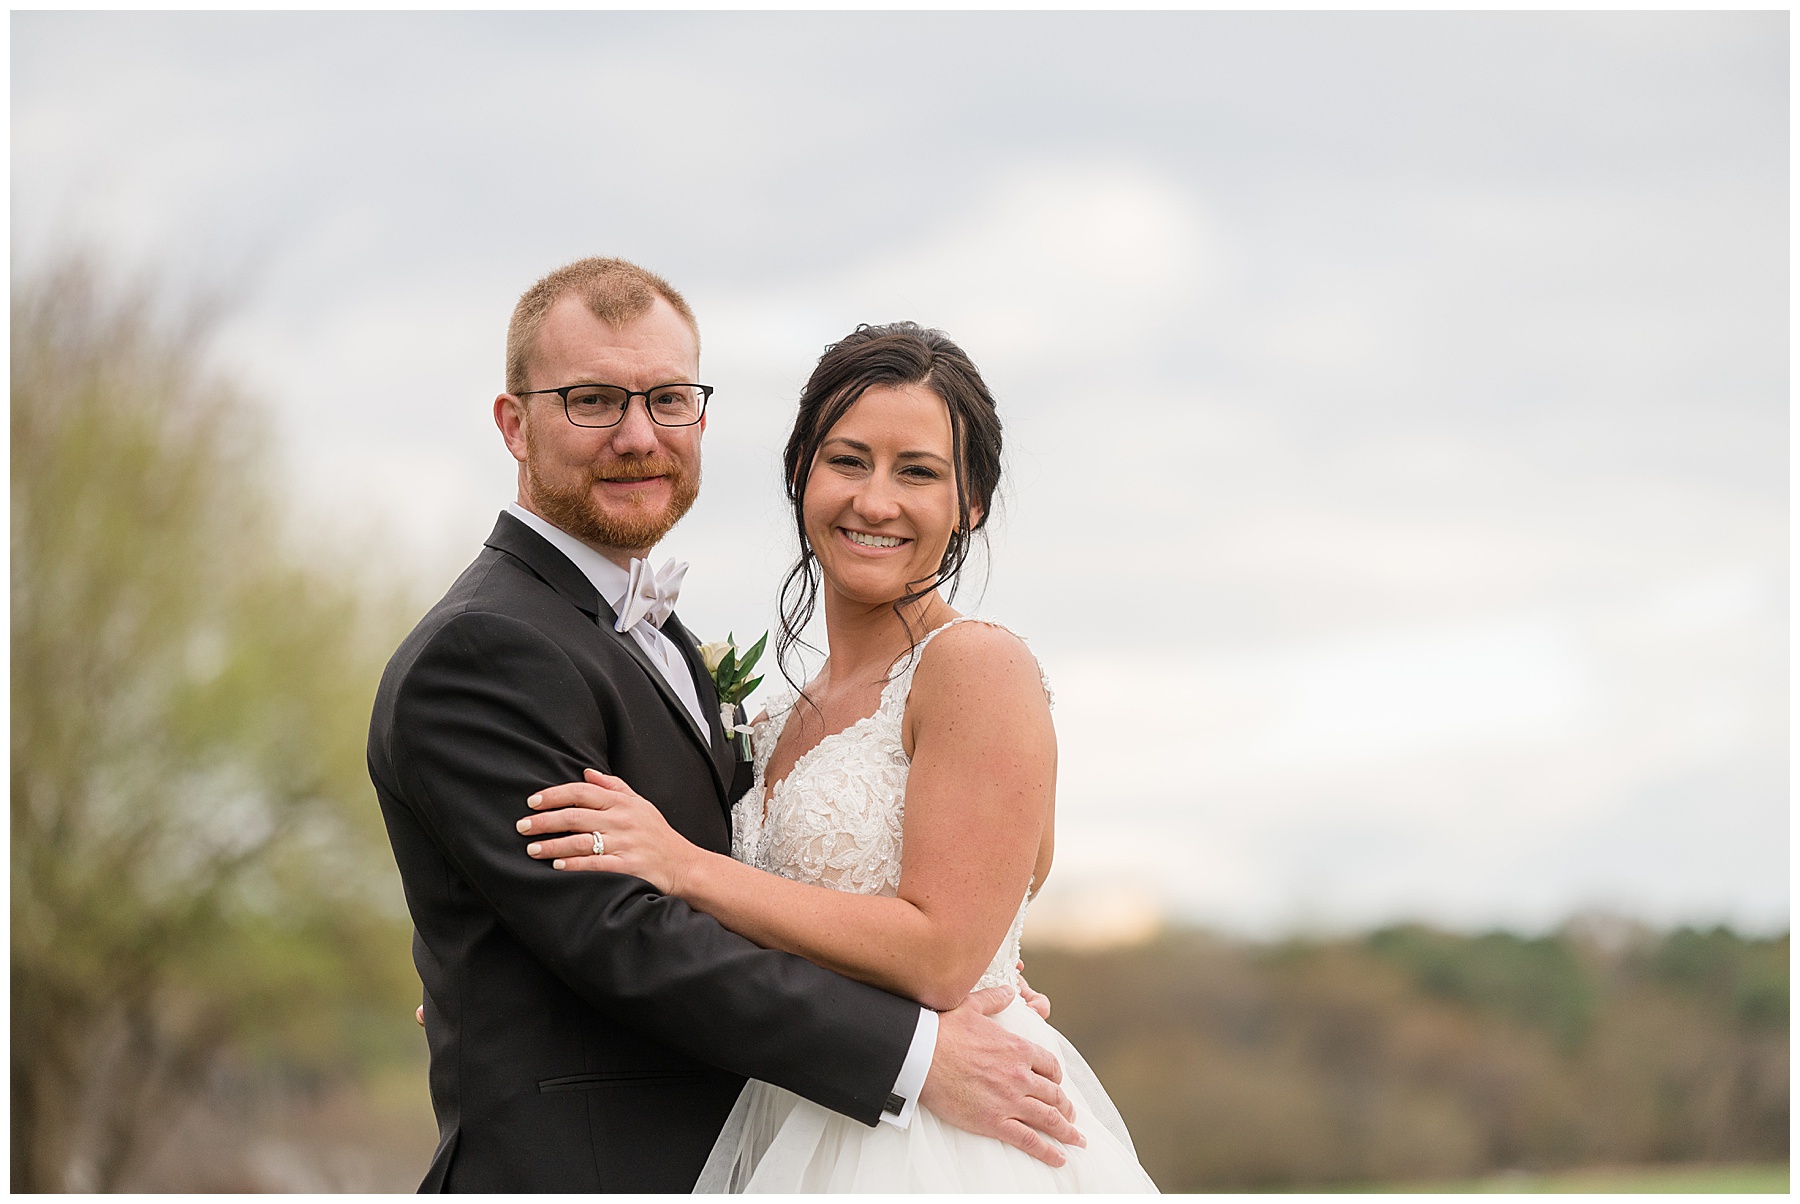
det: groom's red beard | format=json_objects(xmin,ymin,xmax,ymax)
[{"xmin": 525, "ymin": 445, "xmax": 700, "ymax": 552}]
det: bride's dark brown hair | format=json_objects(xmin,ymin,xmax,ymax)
[{"xmin": 777, "ymin": 322, "xmax": 1004, "ymax": 695}]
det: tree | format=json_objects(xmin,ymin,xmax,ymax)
[{"xmin": 11, "ymin": 260, "xmax": 418, "ymax": 1190}]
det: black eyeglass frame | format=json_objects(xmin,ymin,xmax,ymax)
[{"xmin": 514, "ymin": 382, "xmax": 714, "ymax": 428}]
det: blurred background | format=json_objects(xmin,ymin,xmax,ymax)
[{"xmin": 11, "ymin": 11, "xmax": 1786, "ymax": 1192}]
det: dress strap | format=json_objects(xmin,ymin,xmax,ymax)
[
  {"xmin": 751, "ymin": 687, "xmax": 800, "ymax": 781},
  {"xmin": 881, "ymin": 617, "xmax": 1054, "ymax": 709}
]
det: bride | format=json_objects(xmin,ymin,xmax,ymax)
[{"xmin": 517, "ymin": 322, "xmax": 1157, "ymax": 1192}]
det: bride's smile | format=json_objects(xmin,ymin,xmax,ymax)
[
  {"xmin": 840, "ymin": 526, "xmax": 908, "ymax": 550},
  {"xmin": 804, "ymin": 381, "xmax": 973, "ymax": 611}
]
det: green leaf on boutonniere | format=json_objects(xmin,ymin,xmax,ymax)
[{"xmin": 708, "ymin": 631, "xmax": 768, "ymax": 707}]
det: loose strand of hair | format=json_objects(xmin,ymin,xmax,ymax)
[{"xmin": 776, "ymin": 545, "xmax": 824, "ymax": 714}]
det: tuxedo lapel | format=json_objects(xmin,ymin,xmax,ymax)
[
  {"xmin": 486, "ymin": 512, "xmax": 602, "ymax": 618},
  {"xmin": 484, "ymin": 513, "xmax": 727, "ymax": 802},
  {"xmin": 663, "ymin": 613, "xmax": 736, "ymax": 812},
  {"xmin": 593, "ymin": 602, "xmax": 727, "ymax": 803}
]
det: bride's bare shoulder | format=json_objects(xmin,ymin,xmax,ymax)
[{"xmin": 910, "ymin": 621, "xmax": 1048, "ymax": 714}]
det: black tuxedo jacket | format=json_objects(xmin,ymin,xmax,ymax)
[{"xmin": 368, "ymin": 512, "xmax": 918, "ymax": 1192}]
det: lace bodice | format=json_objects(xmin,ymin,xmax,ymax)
[{"xmin": 731, "ymin": 618, "xmax": 1051, "ymax": 994}]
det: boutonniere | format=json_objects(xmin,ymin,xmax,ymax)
[{"xmin": 700, "ymin": 632, "xmax": 766, "ymax": 760}]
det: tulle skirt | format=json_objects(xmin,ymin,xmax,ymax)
[{"xmin": 694, "ymin": 997, "xmax": 1158, "ymax": 1193}]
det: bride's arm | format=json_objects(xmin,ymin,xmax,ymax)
[{"xmin": 519, "ymin": 623, "xmax": 1054, "ymax": 1012}]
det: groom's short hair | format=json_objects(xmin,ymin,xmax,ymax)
[{"xmin": 505, "ymin": 257, "xmax": 700, "ymax": 394}]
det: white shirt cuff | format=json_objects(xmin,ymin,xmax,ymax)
[{"xmin": 878, "ymin": 1007, "xmax": 938, "ymax": 1129}]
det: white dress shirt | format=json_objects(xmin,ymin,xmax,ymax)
[
  {"xmin": 506, "ymin": 505, "xmax": 708, "ymax": 733},
  {"xmin": 504, "ymin": 504, "xmax": 937, "ymax": 1127}
]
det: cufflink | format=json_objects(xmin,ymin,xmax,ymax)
[{"xmin": 884, "ymin": 1092, "xmax": 905, "ymax": 1115}]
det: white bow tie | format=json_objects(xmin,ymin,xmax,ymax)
[{"xmin": 613, "ymin": 557, "xmax": 688, "ymax": 633}]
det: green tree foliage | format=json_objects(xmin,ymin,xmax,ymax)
[
  {"xmin": 1650, "ymin": 926, "xmax": 1789, "ymax": 1030},
  {"xmin": 11, "ymin": 260, "xmax": 419, "ymax": 1191},
  {"xmin": 1366, "ymin": 924, "xmax": 1598, "ymax": 1050},
  {"xmin": 1024, "ymin": 922, "xmax": 1788, "ymax": 1191}
]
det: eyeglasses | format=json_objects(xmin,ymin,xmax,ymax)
[{"xmin": 516, "ymin": 382, "xmax": 713, "ymax": 428}]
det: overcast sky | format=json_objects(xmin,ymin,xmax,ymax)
[{"xmin": 14, "ymin": 11, "xmax": 1787, "ymax": 939}]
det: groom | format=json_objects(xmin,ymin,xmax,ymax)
[{"xmin": 368, "ymin": 257, "xmax": 1079, "ymax": 1191}]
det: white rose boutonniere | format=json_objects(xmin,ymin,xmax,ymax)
[
  {"xmin": 705, "ymin": 632, "xmax": 766, "ymax": 760},
  {"xmin": 699, "ymin": 639, "xmax": 735, "ymax": 676}
]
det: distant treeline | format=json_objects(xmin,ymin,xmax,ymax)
[{"xmin": 1023, "ymin": 921, "xmax": 1788, "ymax": 1191}]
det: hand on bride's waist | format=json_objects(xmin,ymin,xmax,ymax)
[{"xmin": 518, "ymin": 768, "xmax": 703, "ymax": 895}]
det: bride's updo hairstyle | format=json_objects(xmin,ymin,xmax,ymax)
[{"xmin": 777, "ymin": 321, "xmax": 1003, "ymax": 692}]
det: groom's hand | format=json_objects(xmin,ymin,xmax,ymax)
[{"xmin": 919, "ymin": 987, "xmax": 1084, "ymax": 1167}]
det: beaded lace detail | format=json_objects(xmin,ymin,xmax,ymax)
[{"xmin": 732, "ymin": 618, "xmax": 1051, "ymax": 994}]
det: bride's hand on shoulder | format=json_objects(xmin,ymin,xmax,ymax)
[{"xmin": 517, "ymin": 768, "xmax": 699, "ymax": 895}]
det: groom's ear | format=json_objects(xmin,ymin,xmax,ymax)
[{"xmin": 495, "ymin": 393, "xmax": 529, "ymax": 464}]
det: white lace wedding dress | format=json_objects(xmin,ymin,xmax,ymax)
[{"xmin": 694, "ymin": 619, "xmax": 1158, "ymax": 1193}]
